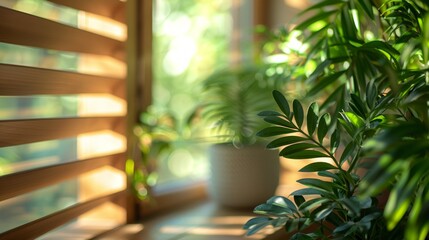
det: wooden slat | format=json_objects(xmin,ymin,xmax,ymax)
[
  {"xmin": 0, "ymin": 64, "xmax": 125, "ymax": 98},
  {"xmin": 0, "ymin": 153, "xmax": 125, "ymax": 202},
  {"xmin": 48, "ymin": 0, "xmax": 126, "ymax": 23},
  {"xmin": 0, "ymin": 190, "xmax": 126, "ymax": 240},
  {"xmin": 0, "ymin": 117, "xmax": 125, "ymax": 147},
  {"xmin": 0, "ymin": 6, "xmax": 125, "ymax": 61}
]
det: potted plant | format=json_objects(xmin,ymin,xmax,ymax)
[
  {"xmin": 202, "ymin": 65, "xmax": 283, "ymax": 208},
  {"xmin": 244, "ymin": 0, "xmax": 429, "ymax": 239}
]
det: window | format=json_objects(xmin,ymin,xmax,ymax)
[
  {"xmin": 0, "ymin": 0, "xmax": 131, "ymax": 238},
  {"xmin": 146, "ymin": 0, "xmax": 261, "ymax": 190}
]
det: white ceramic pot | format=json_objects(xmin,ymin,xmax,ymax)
[{"xmin": 208, "ymin": 143, "xmax": 280, "ymax": 208}]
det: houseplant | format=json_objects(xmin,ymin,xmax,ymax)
[
  {"xmin": 202, "ymin": 65, "xmax": 283, "ymax": 208},
  {"xmin": 244, "ymin": 0, "xmax": 429, "ymax": 239}
]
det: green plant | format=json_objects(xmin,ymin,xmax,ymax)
[
  {"xmin": 244, "ymin": 0, "xmax": 429, "ymax": 239},
  {"xmin": 202, "ymin": 65, "xmax": 281, "ymax": 146}
]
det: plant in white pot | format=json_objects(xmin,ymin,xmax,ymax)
[{"xmin": 202, "ymin": 65, "xmax": 283, "ymax": 208}]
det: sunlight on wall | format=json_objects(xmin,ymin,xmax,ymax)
[
  {"xmin": 283, "ymin": 0, "xmax": 309, "ymax": 9},
  {"xmin": 79, "ymin": 166, "xmax": 126, "ymax": 201},
  {"xmin": 77, "ymin": 94, "xmax": 126, "ymax": 117},
  {"xmin": 78, "ymin": 12, "xmax": 127, "ymax": 41},
  {"xmin": 77, "ymin": 130, "xmax": 126, "ymax": 159}
]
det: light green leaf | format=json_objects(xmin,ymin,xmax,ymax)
[{"xmin": 342, "ymin": 111, "xmax": 365, "ymax": 129}]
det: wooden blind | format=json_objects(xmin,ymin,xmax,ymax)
[{"xmin": 0, "ymin": 0, "xmax": 134, "ymax": 239}]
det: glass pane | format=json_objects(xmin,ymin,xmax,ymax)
[
  {"xmin": 0, "ymin": 43, "xmax": 126, "ymax": 78},
  {"xmin": 0, "ymin": 131, "xmax": 126, "ymax": 176},
  {"xmin": 0, "ymin": 0, "xmax": 126, "ymax": 41},
  {"xmin": 0, "ymin": 95, "xmax": 125, "ymax": 120},
  {"xmin": 149, "ymin": 0, "xmax": 233, "ymax": 185},
  {"xmin": 0, "ymin": 166, "xmax": 126, "ymax": 233}
]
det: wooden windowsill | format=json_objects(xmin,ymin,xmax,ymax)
[{"xmin": 96, "ymin": 185, "xmax": 301, "ymax": 240}]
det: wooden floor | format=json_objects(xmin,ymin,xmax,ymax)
[{"xmin": 94, "ymin": 200, "xmax": 288, "ymax": 240}]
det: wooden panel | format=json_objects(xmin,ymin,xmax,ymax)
[
  {"xmin": 0, "ymin": 6, "xmax": 125, "ymax": 61},
  {"xmin": 48, "ymin": 0, "xmax": 126, "ymax": 22},
  {"xmin": 0, "ymin": 64, "xmax": 125, "ymax": 98},
  {"xmin": 0, "ymin": 153, "xmax": 125, "ymax": 202},
  {"xmin": 0, "ymin": 190, "xmax": 126, "ymax": 240},
  {"xmin": 0, "ymin": 117, "xmax": 125, "ymax": 147}
]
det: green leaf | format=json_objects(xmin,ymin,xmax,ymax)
[
  {"xmin": 258, "ymin": 110, "xmax": 283, "ymax": 117},
  {"xmin": 318, "ymin": 170, "xmax": 341, "ymax": 181},
  {"xmin": 279, "ymin": 142, "xmax": 317, "ymax": 155},
  {"xmin": 297, "ymin": 178, "xmax": 333, "ymax": 191},
  {"xmin": 267, "ymin": 196, "xmax": 297, "ymax": 213},
  {"xmin": 273, "ymin": 90, "xmax": 290, "ymax": 117},
  {"xmin": 357, "ymin": 0, "xmax": 374, "ymax": 19},
  {"xmin": 334, "ymin": 221, "xmax": 355, "ymax": 234},
  {"xmin": 314, "ymin": 205, "xmax": 334, "ymax": 221},
  {"xmin": 317, "ymin": 113, "xmax": 331, "ymax": 143},
  {"xmin": 299, "ymin": 197, "xmax": 330, "ymax": 212},
  {"xmin": 340, "ymin": 197, "xmax": 361, "ymax": 217},
  {"xmin": 257, "ymin": 127, "xmax": 298, "ymax": 138},
  {"xmin": 243, "ymin": 216, "xmax": 271, "ymax": 230},
  {"xmin": 291, "ymin": 188, "xmax": 331, "ymax": 196},
  {"xmin": 283, "ymin": 150, "xmax": 329, "ymax": 159},
  {"xmin": 263, "ymin": 116, "xmax": 295, "ymax": 128},
  {"xmin": 293, "ymin": 100, "xmax": 304, "ymax": 128},
  {"xmin": 254, "ymin": 203, "xmax": 293, "ymax": 216},
  {"xmin": 299, "ymin": 162, "xmax": 337, "ymax": 172},
  {"xmin": 244, "ymin": 217, "xmax": 273, "ymax": 236},
  {"xmin": 306, "ymin": 102, "xmax": 319, "ymax": 136},
  {"xmin": 267, "ymin": 136, "xmax": 308, "ymax": 149},
  {"xmin": 330, "ymin": 129, "xmax": 340, "ymax": 154},
  {"xmin": 295, "ymin": 10, "xmax": 338, "ymax": 31},
  {"xmin": 299, "ymin": 0, "xmax": 342, "ymax": 15},
  {"xmin": 342, "ymin": 111, "xmax": 365, "ymax": 129},
  {"xmin": 339, "ymin": 141, "xmax": 356, "ymax": 165},
  {"xmin": 294, "ymin": 195, "xmax": 306, "ymax": 207}
]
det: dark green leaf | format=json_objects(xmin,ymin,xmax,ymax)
[
  {"xmin": 291, "ymin": 188, "xmax": 331, "ymax": 196},
  {"xmin": 283, "ymin": 150, "xmax": 329, "ymax": 159},
  {"xmin": 293, "ymin": 100, "xmax": 304, "ymax": 128},
  {"xmin": 279, "ymin": 142, "xmax": 317, "ymax": 155},
  {"xmin": 297, "ymin": 178, "xmax": 333, "ymax": 191},
  {"xmin": 350, "ymin": 94, "xmax": 367, "ymax": 118},
  {"xmin": 317, "ymin": 113, "xmax": 331, "ymax": 143},
  {"xmin": 299, "ymin": 162, "xmax": 337, "ymax": 172},
  {"xmin": 273, "ymin": 90, "xmax": 291, "ymax": 117},
  {"xmin": 314, "ymin": 205, "xmax": 334, "ymax": 221},
  {"xmin": 334, "ymin": 222, "xmax": 355, "ymax": 233},
  {"xmin": 330, "ymin": 129, "xmax": 340, "ymax": 154},
  {"xmin": 339, "ymin": 141, "xmax": 356, "ymax": 165},
  {"xmin": 294, "ymin": 195, "xmax": 306, "ymax": 207},
  {"xmin": 254, "ymin": 203, "xmax": 292, "ymax": 216},
  {"xmin": 299, "ymin": 197, "xmax": 330, "ymax": 211},
  {"xmin": 263, "ymin": 116, "xmax": 295, "ymax": 128},
  {"xmin": 258, "ymin": 110, "xmax": 283, "ymax": 117},
  {"xmin": 318, "ymin": 170, "xmax": 340, "ymax": 181},
  {"xmin": 257, "ymin": 127, "xmax": 298, "ymax": 138},
  {"xmin": 340, "ymin": 197, "xmax": 361, "ymax": 216},
  {"xmin": 267, "ymin": 136, "xmax": 308, "ymax": 149},
  {"xmin": 306, "ymin": 102, "xmax": 319, "ymax": 136}
]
